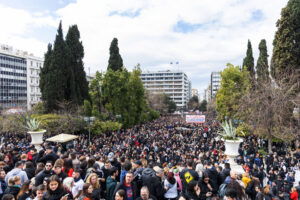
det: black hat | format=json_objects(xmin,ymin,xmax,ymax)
[{"xmin": 134, "ymin": 160, "xmax": 142, "ymax": 166}]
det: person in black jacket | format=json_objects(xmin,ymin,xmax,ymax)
[
  {"xmin": 185, "ymin": 180, "xmax": 200, "ymax": 200},
  {"xmin": 144, "ymin": 166, "xmax": 165, "ymax": 200},
  {"xmin": 114, "ymin": 172, "xmax": 138, "ymax": 200},
  {"xmin": 4, "ymin": 176, "xmax": 21, "ymax": 199},
  {"xmin": 53, "ymin": 164, "xmax": 68, "ymax": 183},
  {"xmin": 180, "ymin": 160, "xmax": 199, "ymax": 193},
  {"xmin": 199, "ymin": 173, "xmax": 214, "ymax": 200},
  {"xmin": 42, "ymin": 175, "xmax": 71, "ymax": 200},
  {"xmin": 35, "ymin": 161, "xmax": 54, "ymax": 187},
  {"xmin": 24, "ymin": 162, "xmax": 35, "ymax": 180},
  {"xmin": 0, "ymin": 170, "xmax": 7, "ymax": 200},
  {"xmin": 37, "ymin": 146, "xmax": 59, "ymax": 165},
  {"xmin": 220, "ymin": 163, "xmax": 231, "ymax": 184}
]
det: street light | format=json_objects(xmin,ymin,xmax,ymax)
[
  {"xmin": 116, "ymin": 114, "xmax": 121, "ymax": 123},
  {"xmin": 84, "ymin": 116, "xmax": 95, "ymax": 146}
]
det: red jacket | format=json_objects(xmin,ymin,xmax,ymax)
[{"xmin": 290, "ymin": 191, "xmax": 298, "ymax": 200}]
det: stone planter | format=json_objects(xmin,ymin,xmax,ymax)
[
  {"xmin": 224, "ymin": 138, "xmax": 244, "ymax": 174},
  {"xmin": 224, "ymin": 138, "xmax": 243, "ymax": 157},
  {"xmin": 28, "ymin": 130, "xmax": 46, "ymax": 151}
]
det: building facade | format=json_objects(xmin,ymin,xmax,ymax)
[
  {"xmin": 211, "ymin": 72, "xmax": 221, "ymax": 97},
  {"xmin": 140, "ymin": 70, "xmax": 191, "ymax": 109},
  {"xmin": 27, "ymin": 55, "xmax": 43, "ymax": 110},
  {"xmin": 0, "ymin": 44, "xmax": 43, "ymax": 111},
  {"xmin": 204, "ymin": 84, "xmax": 211, "ymax": 102}
]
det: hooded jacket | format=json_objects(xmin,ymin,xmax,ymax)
[{"xmin": 5, "ymin": 168, "xmax": 28, "ymax": 184}]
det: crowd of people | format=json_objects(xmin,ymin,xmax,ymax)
[{"xmin": 0, "ymin": 116, "xmax": 299, "ymax": 200}]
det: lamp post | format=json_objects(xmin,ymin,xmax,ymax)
[
  {"xmin": 116, "ymin": 114, "xmax": 121, "ymax": 134},
  {"xmin": 84, "ymin": 116, "xmax": 95, "ymax": 146}
]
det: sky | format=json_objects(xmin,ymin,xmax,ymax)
[{"xmin": 0, "ymin": 0, "xmax": 288, "ymax": 98}]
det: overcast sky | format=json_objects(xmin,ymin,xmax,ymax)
[{"xmin": 0, "ymin": 0, "xmax": 288, "ymax": 97}]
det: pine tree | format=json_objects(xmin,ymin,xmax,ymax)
[
  {"xmin": 243, "ymin": 40, "xmax": 255, "ymax": 79},
  {"xmin": 107, "ymin": 38, "xmax": 123, "ymax": 71},
  {"xmin": 256, "ymin": 39, "xmax": 270, "ymax": 83},
  {"xmin": 271, "ymin": 0, "xmax": 300, "ymax": 81},
  {"xmin": 66, "ymin": 25, "xmax": 89, "ymax": 105}
]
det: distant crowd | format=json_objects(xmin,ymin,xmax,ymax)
[{"xmin": 0, "ymin": 116, "xmax": 299, "ymax": 200}]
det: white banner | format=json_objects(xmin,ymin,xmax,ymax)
[{"xmin": 186, "ymin": 115, "xmax": 205, "ymax": 123}]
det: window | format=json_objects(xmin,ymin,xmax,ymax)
[{"xmin": 31, "ymin": 61, "xmax": 33, "ymax": 66}]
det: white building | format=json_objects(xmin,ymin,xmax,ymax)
[
  {"xmin": 0, "ymin": 44, "xmax": 43, "ymax": 111},
  {"xmin": 211, "ymin": 72, "xmax": 221, "ymax": 97},
  {"xmin": 27, "ymin": 55, "xmax": 43, "ymax": 110},
  {"xmin": 204, "ymin": 84, "xmax": 211, "ymax": 102},
  {"xmin": 140, "ymin": 70, "xmax": 191, "ymax": 109}
]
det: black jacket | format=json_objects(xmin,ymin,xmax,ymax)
[
  {"xmin": 4, "ymin": 186, "xmax": 20, "ymax": 199},
  {"xmin": 113, "ymin": 181, "xmax": 138, "ymax": 200},
  {"xmin": 35, "ymin": 169, "xmax": 54, "ymax": 186},
  {"xmin": 37, "ymin": 152, "xmax": 59, "ymax": 165},
  {"xmin": 42, "ymin": 188, "xmax": 71, "ymax": 200},
  {"xmin": 25, "ymin": 168, "xmax": 35, "ymax": 180},
  {"xmin": 144, "ymin": 175, "xmax": 164, "ymax": 200}
]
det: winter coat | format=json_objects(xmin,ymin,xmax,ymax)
[
  {"xmin": 5, "ymin": 168, "xmax": 28, "ymax": 184},
  {"xmin": 4, "ymin": 186, "xmax": 20, "ymax": 199},
  {"xmin": 42, "ymin": 188, "xmax": 70, "ymax": 200},
  {"xmin": 290, "ymin": 191, "xmax": 298, "ymax": 200},
  {"xmin": 25, "ymin": 168, "xmax": 35, "ymax": 180},
  {"xmin": 113, "ymin": 181, "xmax": 138, "ymax": 200},
  {"xmin": 35, "ymin": 169, "xmax": 54, "ymax": 186},
  {"xmin": 106, "ymin": 176, "xmax": 117, "ymax": 200}
]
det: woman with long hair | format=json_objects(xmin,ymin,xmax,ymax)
[
  {"xmin": 86, "ymin": 173, "xmax": 101, "ymax": 200},
  {"xmin": 186, "ymin": 180, "xmax": 201, "ymax": 200},
  {"xmin": 164, "ymin": 172, "xmax": 178, "ymax": 200},
  {"xmin": 63, "ymin": 159, "xmax": 74, "ymax": 178},
  {"xmin": 78, "ymin": 183, "xmax": 93, "ymax": 200},
  {"xmin": 42, "ymin": 175, "xmax": 69, "ymax": 200},
  {"xmin": 17, "ymin": 180, "xmax": 33, "ymax": 200}
]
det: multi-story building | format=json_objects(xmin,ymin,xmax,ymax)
[
  {"xmin": 27, "ymin": 55, "xmax": 43, "ymax": 109},
  {"xmin": 0, "ymin": 44, "xmax": 43, "ymax": 111},
  {"xmin": 204, "ymin": 84, "xmax": 211, "ymax": 102},
  {"xmin": 191, "ymin": 88, "xmax": 200, "ymax": 102},
  {"xmin": 140, "ymin": 70, "xmax": 191, "ymax": 109},
  {"xmin": 211, "ymin": 72, "xmax": 221, "ymax": 97}
]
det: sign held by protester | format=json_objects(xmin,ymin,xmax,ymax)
[{"xmin": 186, "ymin": 115, "xmax": 205, "ymax": 123}]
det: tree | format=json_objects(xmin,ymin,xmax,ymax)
[
  {"xmin": 256, "ymin": 39, "xmax": 270, "ymax": 83},
  {"xmin": 198, "ymin": 100, "xmax": 207, "ymax": 112},
  {"xmin": 271, "ymin": 0, "xmax": 300, "ymax": 82},
  {"xmin": 66, "ymin": 25, "xmax": 89, "ymax": 105},
  {"xmin": 107, "ymin": 38, "xmax": 123, "ymax": 71},
  {"xmin": 239, "ymin": 73, "xmax": 299, "ymax": 153},
  {"xmin": 216, "ymin": 63, "xmax": 250, "ymax": 121},
  {"xmin": 146, "ymin": 92, "xmax": 168, "ymax": 113},
  {"xmin": 163, "ymin": 94, "xmax": 177, "ymax": 113},
  {"xmin": 243, "ymin": 40, "xmax": 255, "ymax": 79},
  {"xmin": 40, "ymin": 43, "xmax": 56, "ymax": 112},
  {"xmin": 188, "ymin": 96, "xmax": 199, "ymax": 110}
]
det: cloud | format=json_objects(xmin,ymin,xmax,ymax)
[
  {"xmin": 0, "ymin": 0, "xmax": 289, "ymax": 97},
  {"xmin": 0, "ymin": 4, "xmax": 57, "ymax": 56}
]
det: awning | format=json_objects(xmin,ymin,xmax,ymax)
[{"xmin": 46, "ymin": 133, "xmax": 79, "ymax": 143}]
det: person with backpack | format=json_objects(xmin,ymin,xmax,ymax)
[{"xmin": 133, "ymin": 160, "xmax": 144, "ymax": 197}]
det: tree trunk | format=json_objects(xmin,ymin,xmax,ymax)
[{"xmin": 268, "ymin": 129, "xmax": 272, "ymax": 153}]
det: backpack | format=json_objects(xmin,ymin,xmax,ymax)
[{"xmin": 218, "ymin": 183, "xmax": 227, "ymax": 199}]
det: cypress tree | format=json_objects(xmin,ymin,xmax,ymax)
[
  {"xmin": 40, "ymin": 44, "xmax": 57, "ymax": 112},
  {"xmin": 271, "ymin": 0, "xmax": 300, "ymax": 80},
  {"xmin": 256, "ymin": 39, "xmax": 270, "ymax": 83},
  {"xmin": 66, "ymin": 25, "xmax": 89, "ymax": 105},
  {"xmin": 107, "ymin": 38, "xmax": 123, "ymax": 71},
  {"xmin": 243, "ymin": 40, "xmax": 255, "ymax": 79},
  {"xmin": 51, "ymin": 21, "xmax": 67, "ymax": 102}
]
